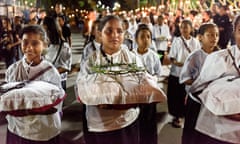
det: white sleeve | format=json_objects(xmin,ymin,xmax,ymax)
[
  {"xmin": 179, "ymin": 54, "xmax": 195, "ymax": 84},
  {"xmin": 190, "ymin": 53, "xmax": 228, "ymax": 93},
  {"xmin": 169, "ymin": 37, "xmax": 179, "ymax": 59}
]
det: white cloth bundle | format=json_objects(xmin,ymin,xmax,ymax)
[
  {"xmin": 196, "ymin": 106, "xmax": 240, "ymax": 143},
  {"xmin": 76, "ymin": 72, "xmax": 166, "ymax": 105},
  {"xmin": 0, "ymin": 81, "xmax": 65, "ymax": 112},
  {"xmin": 199, "ymin": 76, "xmax": 240, "ymax": 115}
]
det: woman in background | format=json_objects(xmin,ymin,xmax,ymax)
[{"xmin": 42, "ymin": 16, "xmax": 72, "ymax": 91}]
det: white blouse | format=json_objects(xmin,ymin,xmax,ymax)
[
  {"xmin": 152, "ymin": 24, "xmax": 171, "ymax": 51},
  {"xmin": 134, "ymin": 48, "xmax": 162, "ymax": 77},
  {"xmin": 45, "ymin": 42, "xmax": 72, "ymax": 81},
  {"xmin": 190, "ymin": 45, "xmax": 240, "ymax": 93},
  {"xmin": 5, "ymin": 58, "xmax": 63, "ymax": 141},
  {"xmin": 179, "ymin": 49, "xmax": 209, "ymax": 93},
  {"xmin": 169, "ymin": 36, "xmax": 201, "ymax": 77},
  {"xmin": 190, "ymin": 45, "xmax": 240, "ymax": 143}
]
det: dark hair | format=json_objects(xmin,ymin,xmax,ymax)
[
  {"xmin": 180, "ymin": 19, "xmax": 193, "ymax": 28},
  {"xmin": 55, "ymin": 2, "xmax": 63, "ymax": 7},
  {"xmin": 20, "ymin": 24, "xmax": 49, "ymax": 44},
  {"xmin": 122, "ymin": 19, "xmax": 129, "ymax": 27},
  {"xmin": 205, "ymin": 10, "xmax": 212, "ymax": 18},
  {"xmin": 92, "ymin": 19, "xmax": 101, "ymax": 29},
  {"xmin": 190, "ymin": 10, "xmax": 198, "ymax": 17},
  {"xmin": 98, "ymin": 15, "xmax": 122, "ymax": 32},
  {"xmin": 233, "ymin": 14, "xmax": 240, "ymax": 33},
  {"xmin": 42, "ymin": 16, "xmax": 61, "ymax": 44},
  {"xmin": 57, "ymin": 15, "xmax": 65, "ymax": 22},
  {"xmin": 219, "ymin": 5, "xmax": 228, "ymax": 11},
  {"xmin": 157, "ymin": 15, "xmax": 164, "ymax": 20},
  {"xmin": 87, "ymin": 19, "xmax": 101, "ymax": 42},
  {"xmin": 135, "ymin": 24, "xmax": 152, "ymax": 39},
  {"xmin": 1, "ymin": 17, "xmax": 11, "ymax": 24},
  {"xmin": 198, "ymin": 23, "xmax": 218, "ymax": 35},
  {"xmin": 177, "ymin": 8, "xmax": 184, "ymax": 15},
  {"xmin": 39, "ymin": 9, "xmax": 46, "ymax": 13}
]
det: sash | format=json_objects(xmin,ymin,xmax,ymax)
[
  {"xmin": 0, "ymin": 66, "xmax": 52, "ymax": 94},
  {"xmin": 180, "ymin": 36, "xmax": 191, "ymax": 53},
  {"xmin": 227, "ymin": 48, "xmax": 240, "ymax": 77}
]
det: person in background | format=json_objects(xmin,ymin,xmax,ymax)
[
  {"xmin": 167, "ymin": 19, "xmax": 201, "ymax": 128},
  {"xmin": 180, "ymin": 23, "xmax": 219, "ymax": 144},
  {"xmin": 12, "ymin": 16, "xmax": 24, "ymax": 60},
  {"xmin": 152, "ymin": 15, "xmax": 171, "ymax": 63},
  {"xmin": 211, "ymin": 2, "xmax": 220, "ymax": 22},
  {"xmin": 128, "ymin": 17, "xmax": 138, "ymax": 36},
  {"xmin": 4, "ymin": 24, "xmax": 63, "ymax": 144},
  {"xmin": 37, "ymin": 9, "xmax": 47, "ymax": 25},
  {"xmin": 134, "ymin": 23, "xmax": 162, "ymax": 144},
  {"xmin": 140, "ymin": 16, "xmax": 153, "ymax": 33},
  {"xmin": 173, "ymin": 8, "xmax": 184, "ymax": 37},
  {"xmin": 81, "ymin": 19, "xmax": 101, "ymax": 62},
  {"xmin": 214, "ymin": 5, "xmax": 233, "ymax": 49},
  {"xmin": 202, "ymin": 10, "xmax": 213, "ymax": 23},
  {"xmin": 122, "ymin": 19, "xmax": 134, "ymax": 51},
  {"xmin": 57, "ymin": 15, "xmax": 72, "ymax": 47},
  {"xmin": 28, "ymin": 10, "xmax": 38, "ymax": 25},
  {"xmin": 52, "ymin": 2, "xmax": 69, "ymax": 26},
  {"xmin": 42, "ymin": 16, "xmax": 72, "ymax": 91},
  {"xmin": 0, "ymin": 17, "xmax": 15, "ymax": 67}
]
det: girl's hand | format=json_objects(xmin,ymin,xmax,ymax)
[
  {"xmin": 157, "ymin": 36, "xmax": 167, "ymax": 41},
  {"xmin": 173, "ymin": 59, "xmax": 184, "ymax": 67}
]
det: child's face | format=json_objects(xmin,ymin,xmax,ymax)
[
  {"xmin": 21, "ymin": 33, "xmax": 45, "ymax": 63},
  {"xmin": 2, "ymin": 19, "xmax": 8, "ymax": 28},
  {"xmin": 199, "ymin": 27, "xmax": 219, "ymax": 49},
  {"xmin": 180, "ymin": 23, "xmax": 192, "ymax": 37},
  {"xmin": 157, "ymin": 17, "xmax": 164, "ymax": 25},
  {"xmin": 234, "ymin": 22, "xmax": 240, "ymax": 47},
  {"xmin": 122, "ymin": 22, "xmax": 129, "ymax": 31},
  {"xmin": 136, "ymin": 29, "xmax": 151, "ymax": 49},
  {"xmin": 100, "ymin": 19, "xmax": 124, "ymax": 52}
]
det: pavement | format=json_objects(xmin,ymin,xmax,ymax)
[{"xmin": 0, "ymin": 27, "xmax": 183, "ymax": 144}]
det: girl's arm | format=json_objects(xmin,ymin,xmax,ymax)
[{"xmin": 183, "ymin": 79, "xmax": 194, "ymax": 85}]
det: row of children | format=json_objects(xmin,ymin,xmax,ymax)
[
  {"xmin": 168, "ymin": 11, "xmax": 240, "ymax": 144},
  {"xmin": 78, "ymin": 13, "xmax": 239, "ymax": 144}
]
